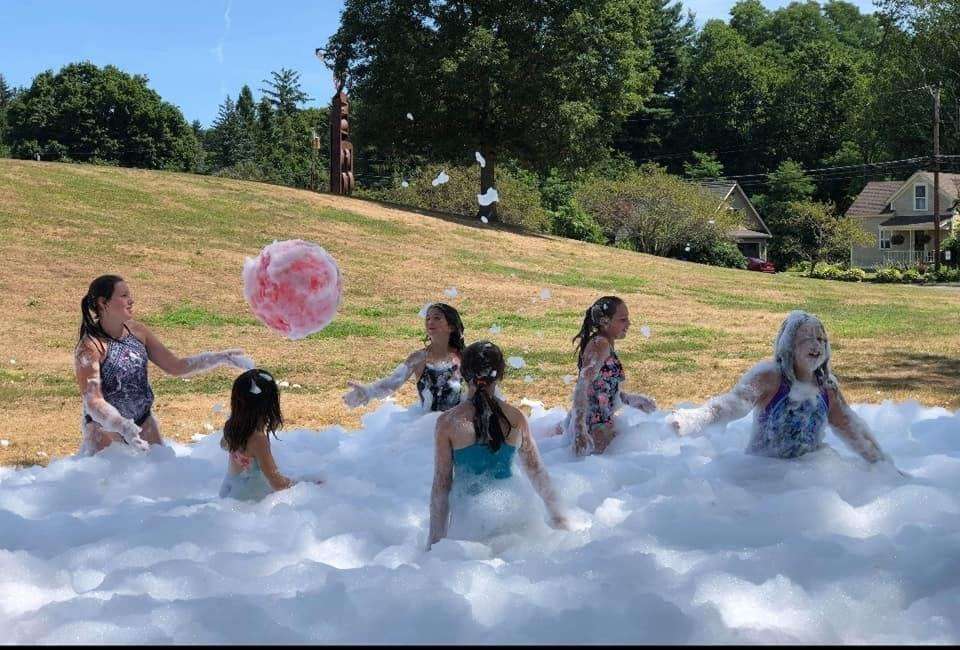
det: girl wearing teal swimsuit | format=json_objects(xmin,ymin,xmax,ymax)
[{"xmin": 427, "ymin": 341, "xmax": 569, "ymax": 549}]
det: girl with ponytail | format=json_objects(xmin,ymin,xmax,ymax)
[
  {"xmin": 74, "ymin": 275, "xmax": 254, "ymax": 455},
  {"xmin": 558, "ymin": 296, "xmax": 657, "ymax": 456},
  {"xmin": 343, "ymin": 302, "xmax": 466, "ymax": 412},
  {"xmin": 427, "ymin": 341, "xmax": 568, "ymax": 549}
]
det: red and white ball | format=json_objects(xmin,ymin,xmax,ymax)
[{"xmin": 243, "ymin": 239, "xmax": 342, "ymax": 340}]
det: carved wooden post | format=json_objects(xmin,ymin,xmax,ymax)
[{"xmin": 330, "ymin": 90, "xmax": 354, "ymax": 195}]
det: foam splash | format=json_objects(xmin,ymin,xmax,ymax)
[
  {"xmin": 475, "ymin": 151, "xmax": 486, "ymax": 168},
  {"xmin": 432, "ymin": 171, "xmax": 450, "ymax": 187},
  {"xmin": 477, "ymin": 187, "xmax": 499, "ymax": 206},
  {"xmin": 0, "ymin": 400, "xmax": 957, "ymax": 643},
  {"xmin": 506, "ymin": 356, "xmax": 526, "ymax": 369}
]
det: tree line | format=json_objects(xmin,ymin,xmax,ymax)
[{"xmin": 1, "ymin": 0, "xmax": 957, "ymax": 271}]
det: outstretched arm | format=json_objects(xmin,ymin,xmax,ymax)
[
  {"xmin": 74, "ymin": 342, "xmax": 147, "ymax": 450},
  {"xmin": 827, "ymin": 385, "xmax": 887, "ymax": 463},
  {"xmin": 343, "ymin": 350, "xmax": 424, "ymax": 408},
  {"xmin": 667, "ymin": 361, "xmax": 779, "ymax": 437},
  {"xmin": 518, "ymin": 418, "xmax": 569, "ymax": 529},
  {"xmin": 133, "ymin": 322, "xmax": 253, "ymax": 377},
  {"xmin": 620, "ymin": 391, "xmax": 657, "ymax": 413}
]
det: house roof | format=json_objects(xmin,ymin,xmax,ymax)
[
  {"xmin": 730, "ymin": 228, "xmax": 772, "ymax": 240},
  {"xmin": 694, "ymin": 180, "xmax": 773, "ymax": 236},
  {"xmin": 879, "ymin": 214, "xmax": 954, "ymax": 228},
  {"xmin": 846, "ymin": 181, "xmax": 901, "ymax": 216}
]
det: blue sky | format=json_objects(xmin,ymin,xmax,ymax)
[{"xmin": 0, "ymin": 0, "xmax": 877, "ymax": 127}]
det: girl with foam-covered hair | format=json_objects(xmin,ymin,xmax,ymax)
[
  {"xmin": 427, "ymin": 341, "xmax": 568, "ymax": 549},
  {"xmin": 74, "ymin": 275, "xmax": 254, "ymax": 455},
  {"xmin": 557, "ymin": 296, "xmax": 657, "ymax": 456},
  {"xmin": 343, "ymin": 303, "xmax": 465, "ymax": 412},
  {"xmin": 666, "ymin": 310, "xmax": 894, "ymax": 465}
]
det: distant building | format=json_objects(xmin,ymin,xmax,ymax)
[{"xmin": 696, "ymin": 180, "xmax": 772, "ymax": 260}]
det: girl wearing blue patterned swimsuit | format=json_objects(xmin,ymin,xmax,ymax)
[
  {"xmin": 428, "ymin": 341, "xmax": 568, "ymax": 549},
  {"xmin": 343, "ymin": 303, "xmax": 465, "ymax": 412},
  {"xmin": 667, "ymin": 311, "xmax": 894, "ymax": 465},
  {"xmin": 559, "ymin": 296, "xmax": 657, "ymax": 456},
  {"xmin": 74, "ymin": 275, "xmax": 254, "ymax": 455}
]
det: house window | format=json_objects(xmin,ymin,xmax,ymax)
[
  {"xmin": 915, "ymin": 185, "xmax": 927, "ymax": 211},
  {"xmin": 879, "ymin": 230, "xmax": 891, "ymax": 249}
]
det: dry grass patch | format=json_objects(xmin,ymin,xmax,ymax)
[{"xmin": 1, "ymin": 159, "xmax": 958, "ymax": 467}]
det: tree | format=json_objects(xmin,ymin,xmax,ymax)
[
  {"xmin": 683, "ymin": 151, "xmax": 724, "ymax": 179},
  {"xmin": 0, "ymin": 73, "xmax": 10, "ymax": 153},
  {"xmin": 752, "ymin": 160, "xmax": 817, "ymax": 267},
  {"xmin": 779, "ymin": 200, "xmax": 872, "ymax": 274},
  {"xmin": 260, "ymin": 69, "xmax": 311, "ymax": 117},
  {"xmin": 325, "ymin": 0, "xmax": 658, "ymax": 220},
  {"xmin": 5, "ymin": 62, "xmax": 202, "ymax": 170}
]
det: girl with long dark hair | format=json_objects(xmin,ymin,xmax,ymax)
[
  {"xmin": 427, "ymin": 341, "xmax": 568, "ymax": 550},
  {"xmin": 667, "ymin": 311, "xmax": 898, "ymax": 466},
  {"xmin": 74, "ymin": 275, "xmax": 254, "ymax": 455},
  {"xmin": 343, "ymin": 303, "xmax": 466, "ymax": 412},
  {"xmin": 219, "ymin": 368, "xmax": 300, "ymax": 500},
  {"xmin": 558, "ymin": 296, "xmax": 657, "ymax": 456}
]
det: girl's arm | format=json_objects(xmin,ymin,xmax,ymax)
[
  {"xmin": 427, "ymin": 415, "xmax": 454, "ymax": 550},
  {"xmin": 826, "ymin": 384, "xmax": 887, "ymax": 463},
  {"xmin": 74, "ymin": 340, "xmax": 147, "ymax": 449},
  {"xmin": 517, "ymin": 416, "xmax": 569, "ymax": 529},
  {"xmin": 565, "ymin": 338, "xmax": 608, "ymax": 456},
  {"xmin": 667, "ymin": 361, "xmax": 779, "ymax": 437},
  {"xmin": 620, "ymin": 391, "xmax": 657, "ymax": 413},
  {"xmin": 247, "ymin": 434, "xmax": 296, "ymax": 491},
  {"xmin": 343, "ymin": 350, "xmax": 425, "ymax": 408},
  {"xmin": 131, "ymin": 321, "xmax": 254, "ymax": 377}
]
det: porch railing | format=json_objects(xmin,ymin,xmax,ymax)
[{"xmin": 852, "ymin": 248, "xmax": 936, "ymax": 269}]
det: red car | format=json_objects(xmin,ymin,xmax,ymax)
[{"xmin": 746, "ymin": 257, "xmax": 776, "ymax": 273}]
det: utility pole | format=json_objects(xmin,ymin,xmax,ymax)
[{"xmin": 933, "ymin": 82, "xmax": 942, "ymax": 273}]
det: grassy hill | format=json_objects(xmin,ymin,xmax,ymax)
[{"xmin": 1, "ymin": 159, "xmax": 958, "ymax": 467}]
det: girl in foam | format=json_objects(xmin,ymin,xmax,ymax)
[
  {"xmin": 666, "ymin": 310, "xmax": 895, "ymax": 465},
  {"xmin": 557, "ymin": 296, "xmax": 657, "ymax": 456},
  {"xmin": 428, "ymin": 341, "xmax": 569, "ymax": 550},
  {"xmin": 74, "ymin": 275, "xmax": 254, "ymax": 455},
  {"xmin": 343, "ymin": 303, "xmax": 465, "ymax": 412},
  {"xmin": 219, "ymin": 369, "xmax": 303, "ymax": 500}
]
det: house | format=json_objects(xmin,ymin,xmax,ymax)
[
  {"xmin": 846, "ymin": 171, "xmax": 960, "ymax": 269},
  {"xmin": 696, "ymin": 180, "xmax": 773, "ymax": 260}
]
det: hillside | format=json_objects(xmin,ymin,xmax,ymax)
[{"xmin": 1, "ymin": 159, "xmax": 958, "ymax": 466}]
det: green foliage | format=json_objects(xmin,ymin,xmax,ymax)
[
  {"xmin": 693, "ymin": 238, "xmax": 748, "ymax": 268},
  {"xmin": 902, "ymin": 268, "xmax": 923, "ymax": 284},
  {"xmin": 5, "ymin": 62, "xmax": 202, "ymax": 170},
  {"xmin": 683, "ymin": 151, "xmax": 724, "ymax": 180},
  {"xmin": 839, "ymin": 267, "xmax": 867, "ymax": 282},
  {"xmin": 574, "ymin": 167, "xmax": 744, "ymax": 265},
  {"xmin": 550, "ymin": 203, "xmax": 606, "ymax": 244},
  {"xmin": 370, "ymin": 163, "xmax": 550, "ymax": 232},
  {"xmin": 326, "ymin": 0, "xmax": 658, "ymax": 219},
  {"xmin": 776, "ymin": 200, "xmax": 872, "ymax": 274}
]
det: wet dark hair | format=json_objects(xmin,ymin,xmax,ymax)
[
  {"xmin": 222, "ymin": 368, "xmax": 283, "ymax": 453},
  {"xmin": 77, "ymin": 274, "xmax": 125, "ymax": 352},
  {"xmin": 424, "ymin": 302, "xmax": 465, "ymax": 352},
  {"xmin": 573, "ymin": 296, "xmax": 625, "ymax": 369},
  {"xmin": 461, "ymin": 340, "xmax": 510, "ymax": 452}
]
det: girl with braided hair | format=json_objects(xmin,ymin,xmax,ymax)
[
  {"xmin": 557, "ymin": 296, "xmax": 657, "ymax": 456},
  {"xmin": 74, "ymin": 275, "xmax": 254, "ymax": 455},
  {"xmin": 343, "ymin": 303, "xmax": 465, "ymax": 412},
  {"xmin": 428, "ymin": 341, "xmax": 568, "ymax": 549}
]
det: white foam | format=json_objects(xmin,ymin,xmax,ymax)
[
  {"xmin": 475, "ymin": 151, "xmax": 486, "ymax": 168},
  {"xmin": 0, "ymin": 401, "xmax": 957, "ymax": 642},
  {"xmin": 443, "ymin": 287, "xmax": 458, "ymax": 299},
  {"xmin": 477, "ymin": 187, "xmax": 499, "ymax": 206},
  {"xmin": 431, "ymin": 171, "xmax": 450, "ymax": 187},
  {"xmin": 506, "ymin": 357, "xmax": 526, "ymax": 369}
]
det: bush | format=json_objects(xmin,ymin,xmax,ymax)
[
  {"xmin": 874, "ymin": 267, "xmax": 903, "ymax": 283},
  {"xmin": 693, "ymin": 239, "xmax": 748, "ymax": 269},
  {"xmin": 550, "ymin": 203, "xmax": 606, "ymax": 244},
  {"xmin": 370, "ymin": 163, "xmax": 550, "ymax": 232},
  {"xmin": 839, "ymin": 267, "xmax": 866, "ymax": 282},
  {"xmin": 810, "ymin": 263, "xmax": 842, "ymax": 279},
  {"xmin": 902, "ymin": 268, "xmax": 923, "ymax": 284}
]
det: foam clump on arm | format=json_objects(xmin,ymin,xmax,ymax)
[
  {"xmin": 75, "ymin": 343, "xmax": 147, "ymax": 451},
  {"xmin": 826, "ymin": 382, "xmax": 889, "ymax": 464},
  {"xmin": 667, "ymin": 361, "xmax": 778, "ymax": 437},
  {"xmin": 427, "ymin": 414, "xmax": 454, "ymax": 550},
  {"xmin": 343, "ymin": 350, "xmax": 424, "ymax": 408},
  {"xmin": 620, "ymin": 391, "xmax": 657, "ymax": 413},
  {"xmin": 517, "ymin": 416, "xmax": 569, "ymax": 529},
  {"xmin": 134, "ymin": 322, "xmax": 253, "ymax": 377},
  {"xmin": 564, "ymin": 339, "xmax": 608, "ymax": 456}
]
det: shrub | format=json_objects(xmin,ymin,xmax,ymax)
[
  {"xmin": 839, "ymin": 267, "xmax": 866, "ymax": 282},
  {"xmin": 550, "ymin": 203, "xmax": 606, "ymax": 244},
  {"xmin": 902, "ymin": 268, "xmax": 923, "ymax": 284},
  {"xmin": 370, "ymin": 163, "xmax": 550, "ymax": 232},
  {"xmin": 874, "ymin": 267, "xmax": 902, "ymax": 283},
  {"xmin": 693, "ymin": 239, "xmax": 748, "ymax": 269}
]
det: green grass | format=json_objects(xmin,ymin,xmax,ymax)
[{"xmin": 143, "ymin": 304, "xmax": 257, "ymax": 329}]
